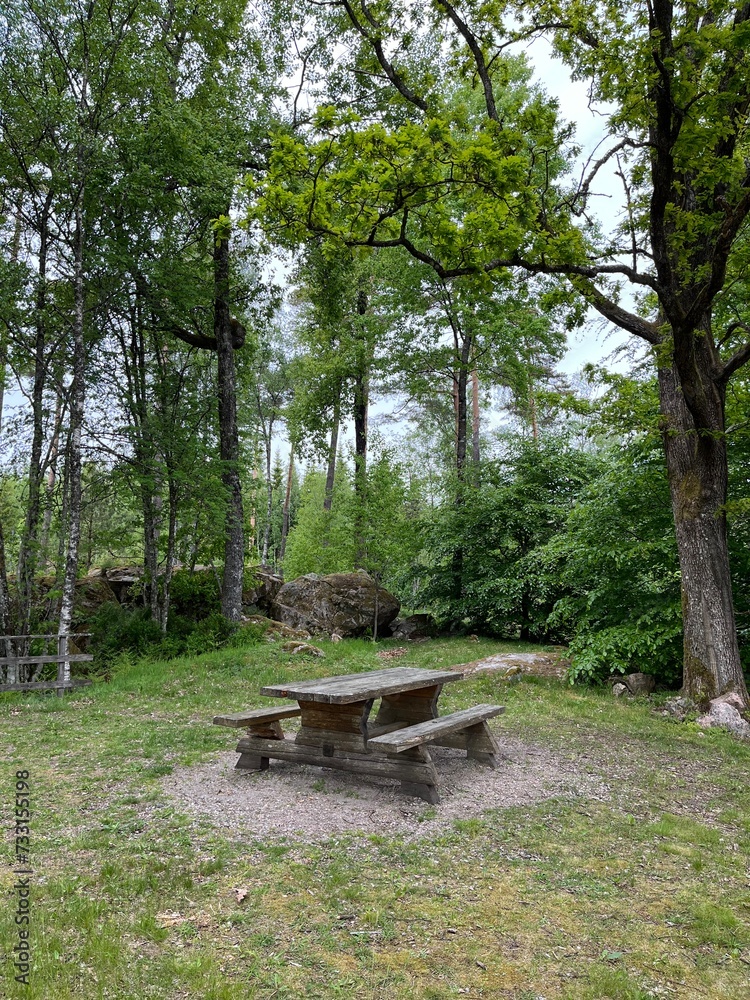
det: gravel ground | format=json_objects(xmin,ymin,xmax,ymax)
[{"xmin": 164, "ymin": 736, "xmax": 608, "ymax": 841}]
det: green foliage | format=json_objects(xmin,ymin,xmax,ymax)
[
  {"xmin": 282, "ymin": 448, "xmax": 421, "ymax": 594},
  {"xmin": 168, "ymin": 569, "xmax": 222, "ymax": 621},
  {"xmin": 353, "ymin": 447, "xmax": 422, "ymax": 590},
  {"xmin": 89, "ymin": 605, "xmax": 166, "ymax": 666},
  {"xmin": 283, "ymin": 464, "xmax": 355, "ymax": 579},
  {"xmin": 544, "ymin": 442, "xmax": 683, "ymax": 686},
  {"xmin": 414, "ymin": 436, "xmax": 599, "ymax": 639},
  {"xmin": 89, "ymin": 601, "xmax": 261, "ymax": 667}
]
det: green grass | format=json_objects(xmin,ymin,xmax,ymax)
[{"xmin": 2, "ymin": 635, "xmax": 750, "ymax": 998}]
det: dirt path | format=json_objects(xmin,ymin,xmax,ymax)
[{"xmin": 164, "ymin": 735, "xmax": 607, "ymax": 841}]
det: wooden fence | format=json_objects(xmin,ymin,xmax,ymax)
[{"xmin": 0, "ymin": 634, "xmax": 93, "ymax": 694}]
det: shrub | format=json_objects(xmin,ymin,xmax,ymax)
[{"xmin": 168, "ymin": 569, "xmax": 221, "ymax": 620}]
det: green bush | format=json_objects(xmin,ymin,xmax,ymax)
[
  {"xmin": 89, "ymin": 603, "xmax": 263, "ymax": 667},
  {"xmin": 90, "ymin": 604, "xmax": 165, "ymax": 665},
  {"xmin": 412, "ymin": 437, "xmax": 599, "ymax": 640},
  {"xmin": 542, "ymin": 442, "xmax": 683, "ymax": 686},
  {"xmin": 168, "ymin": 569, "xmax": 221, "ymax": 620}
]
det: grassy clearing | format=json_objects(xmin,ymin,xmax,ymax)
[{"xmin": 2, "ymin": 635, "xmax": 750, "ymax": 999}]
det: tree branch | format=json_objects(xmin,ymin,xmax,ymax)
[
  {"xmin": 434, "ymin": 0, "xmax": 499, "ymax": 121},
  {"xmin": 168, "ymin": 319, "xmax": 246, "ymax": 352},
  {"xmin": 717, "ymin": 327, "xmax": 750, "ymax": 385},
  {"xmin": 339, "ymin": 1, "xmax": 428, "ymax": 111}
]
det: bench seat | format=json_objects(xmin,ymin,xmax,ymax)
[
  {"xmin": 367, "ymin": 703, "xmax": 504, "ymax": 754},
  {"xmin": 212, "ymin": 705, "xmax": 302, "ymax": 728}
]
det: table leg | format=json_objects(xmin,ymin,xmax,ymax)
[
  {"xmin": 234, "ymin": 719, "xmax": 285, "ymax": 771},
  {"xmin": 295, "ymin": 698, "xmax": 373, "ymax": 753},
  {"xmin": 234, "ymin": 697, "xmax": 445, "ymax": 801},
  {"xmin": 372, "ymin": 684, "xmax": 441, "ymax": 728},
  {"xmin": 429, "ymin": 720, "xmax": 500, "ymax": 766}
]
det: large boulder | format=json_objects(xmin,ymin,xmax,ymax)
[
  {"xmin": 71, "ymin": 576, "xmax": 120, "ymax": 625},
  {"xmin": 271, "ymin": 571, "xmax": 400, "ymax": 638},
  {"xmin": 243, "ymin": 565, "xmax": 284, "ymax": 613}
]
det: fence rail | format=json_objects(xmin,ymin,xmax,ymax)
[{"xmin": 0, "ymin": 634, "xmax": 93, "ymax": 694}]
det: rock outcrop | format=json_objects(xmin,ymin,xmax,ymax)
[
  {"xmin": 271, "ymin": 571, "xmax": 400, "ymax": 638},
  {"xmin": 389, "ymin": 613, "xmax": 439, "ymax": 640},
  {"xmin": 242, "ymin": 566, "xmax": 283, "ymax": 613},
  {"xmin": 97, "ymin": 565, "xmax": 142, "ymax": 604}
]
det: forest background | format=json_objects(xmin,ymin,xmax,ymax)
[{"xmin": 2, "ymin": 0, "xmax": 750, "ymax": 703}]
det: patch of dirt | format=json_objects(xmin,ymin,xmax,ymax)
[{"xmin": 163, "ymin": 737, "xmax": 608, "ymax": 842}]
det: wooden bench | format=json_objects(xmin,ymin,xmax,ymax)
[
  {"xmin": 212, "ymin": 706, "xmax": 302, "ymax": 770},
  {"xmin": 212, "ymin": 706, "xmax": 302, "ymax": 728},
  {"xmin": 368, "ymin": 703, "xmax": 505, "ymax": 767}
]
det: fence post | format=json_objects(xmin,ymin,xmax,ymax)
[
  {"xmin": 57, "ymin": 633, "xmax": 69, "ymax": 697},
  {"xmin": 4, "ymin": 636, "xmax": 16, "ymax": 685}
]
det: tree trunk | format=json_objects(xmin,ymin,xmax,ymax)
[
  {"xmin": 471, "ymin": 367, "xmax": 481, "ymax": 464},
  {"xmin": 262, "ymin": 433, "xmax": 273, "ymax": 565},
  {"xmin": 0, "ymin": 518, "xmax": 11, "ymax": 634},
  {"xmin": 18, "ymin": 192, "xmax": 53, "ymax": 632},
  {"xmin": 658, "ymin": 356, "xmax": 749, "ymax": 708},
  {"xmin": 279, "ymin": 448, "xmax": 294, "ymax": 563},
  {"xmin": 323, "ymin": 394, "xmax": 341, "ymax": 512},
  {"xmin": 451, "ymin": 332, "xmax": 473, "ymax": 602},
  {"xmin": 0, "ymin": 342, "xmax": 7, "ymax": 630},
  {"xmin": 455, "ymin": 347, "xmax": 470, "ymax": 479},
  {"xmin": 58, "ymin": 205, "xmax": 86, "ymax": 653},
  {"xmin": 53, "ymin": 428, "xmax": 72, "ymax": 609},
  {"xmin": 214, "ymin": 230, "xmax": 244, "ymax": 621},
  {"xmin": 529, "ymin": 388, "xmax": 539, "ymax": 442},
  {"xmin": 0, "ymin": 327, "xmax": 5, "ymax": 437},
  {"xmin": 159, "ymin": 477, "xmax": 178, "ymax": 633},
  {"xmin": 0, "ymin": 193, "xmax": 23, "ymax": 441},
  {"xmin": 142, "ymin": 485, "xmax": 161, "ymax": 620},
  {"xmin": 353, "ymin": 289, "xmax": 369, "ymax": 569},
  {"xmin": 39, "ymin": 392, "xmax": 65, "ymax": 567}
]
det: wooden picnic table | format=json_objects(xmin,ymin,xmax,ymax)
[{"xmin": 213, "ymin": 666, "xmax": 504, "ymax": 803}]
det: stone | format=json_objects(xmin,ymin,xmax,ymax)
[
  {"xmin": 716, "ymin": 691, "xmax": 746, "ymax": 712},
  {"xmin": 271, "ymin": 570, "xmax": 400, "ymax": 638},
  {"xmin": 281, "ymin": 641, "xmax": 325, "ymax": 658},
  {"xmin": 696, "ymin": 693, "xmax": 750, "ymax": 739},
  {"xmin": 612, "ymin": 683, "xmax": 628, "ymax": 697},
  {"xmin": 455, "ymin": 652, "xmax": 566, "ymax": 680},
  {"xmin": 72, "ymin": 576, "xmax": 120, "ymax": 618},
  {"xmin": 242, "ymin": 565, "xmax": 284, "ymax": 613},
  {"xmin": 241, "ymin": 616, "xmax": 312, "ymax": 641},
  {"xmin": 621, "ymin": 672, "xmax": 656, "ymax": 696},
  {"xmin": 390, "ymin": 614, "xmax": 439, "ymax": 641},
  {"xmin": 661, "ymin": 696, "xmax": 697, "ymax": 721}
]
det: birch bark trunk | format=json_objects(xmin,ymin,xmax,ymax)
[{"xmin": 57, "ymin": 204, "xmax": 86, "ymax": 656}]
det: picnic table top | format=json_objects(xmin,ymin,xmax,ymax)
[{"xmin": 260, "ymin": 666, "xmax": 464, "ymax": 705}]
